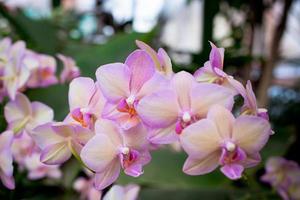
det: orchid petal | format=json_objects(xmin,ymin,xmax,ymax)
[
  {"xmin": 170, "ymin": 71, "xmax": 195, "ymax": 110},
  {"xmin": 207, "ymin": 105, "xmax": 235, "ymax": 139},
  {"xmin": 40, "ymin": 142, "xmax": 71, "ymax": 165},
  {"xmin": 220, "ymin": 164, "xmax": 244, "ymax": 180},
  {"xmin": 80, "ymin": 134, "xmax": 118, "ymax": 172},
  {"xmin": 180, "ymin": 119, "xmax": 221, "ymax": 158},
  {"xmin": 4, "ymin": 93, "xmax": 31, "ymax": 123},
  {"xmin": 94, "ymin": 159, "xmax": 120, "ymax": 190},
  {"xmin": 125, "ymin": 50, "xmax": 155, "ymax": 94},
  {"xmin": 183, "ymin": 151, "xmax": 220, "ymax": 175},
  {"xmin": 69, "ymin": 77, "xmax": 96, "ymax": 110},
  {"xmin": 96, "ymin": 63, "xmax": 130, "ymax": 102},
  {"xmin": 191, "ymin": 83, "xmax": 234, "ymax": 117},
  {"xmin": 94, "ymin": 119, "xmax": 123, "ymax": 147},
  {"xmin": 29, "ymin": 102, "xmax": 54, "ymax": 129},
  {"xmin": 137, "ymin": 89, "xmax": 179, "ymax": 128},
  {"xmin": 232, "ymin": 115, "xmax": 270, "ymax": 154}
]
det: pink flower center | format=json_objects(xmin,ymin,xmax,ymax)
[
  {"xmin": 220, "ymin": 141, "xmax": 246, "ymax": 165},
  {"xmin": 71, "ymin": 107, "xmax": 93, "ymax": 128},
  {"xmin": 175, "ymin": 112, "xmax": 198, "ymax": 134},
  {"xmin": 39, "ymin": 67, "xmax": 53, "ymax": 79},
  {"xmin": 119, "ymin": 147, "xmax": 139, "ymax": 169},
  {"xmin": 117, "ymin": 96, "xmax": 138, "ymax": 117}
]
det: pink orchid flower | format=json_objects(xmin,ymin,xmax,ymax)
[
  {"xmin": 261, "ymin": 157, "xmax": 300, "ymax": 200},
  {"xmin": 103, "ymin": 184, "xmax": 140, "ymax": 200},
  {"xmin": 80, "ymin": 119, "xmax": 151, "ymax": 190},
  {"xmin": 238, "ymin": 80, "xmax": 269, "ymax": 120},
  {"xmin": 57, "ymin": 54, "xmax": 80, "ymax": 83},
  {"xmin": 11, "ymin": 131, "xmax": 37, "ymax": 166},
  {"xmin": 65, "ymin": 77, "xmax": 105, "ymax": 129},
  {"xmin": 180, "ymin": 105, "xmax": 271, "ymax": 179},
  {"xmin": 31, "ymin": 122, "xmax": 94, "ymax": 165},
  {"xmin": 0, "ymin": 130, "xmax": 15, "ymax": 190},
  {"xmin": 136, "ymin": 40, "xmax": 173, "ymax": 78},
  {"xmin": 4, "ymin": 93, "xmax": 54, "ymax": 135},
  {"xmin": 2, "ymin": 41, "xmax": 30, "ymax": 100},
  {"xmin": 73, "ymin": 177, "xmax": 102, "ymax": 200},
  {"xmin": 137, "ymin": 71, "xmax": 234, "ymax": 144},
  {"xmin": 96, "ymin": 49, "xmax": 167, "ymax": 130},
  {"xmin": 194, "ymin": 42, "xmax": 241, "ymax": 95},
  {"xmin": 24, "ymin": 152, "xmax": 62, "ymax": 180},
  {"xmin": 27, "ymin": 53, "xmax": 58, "ymax": 88}
]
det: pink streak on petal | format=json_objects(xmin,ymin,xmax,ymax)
[{"xmin": 125, "ymin": 50, "xmax": 155, "ymax": 94}]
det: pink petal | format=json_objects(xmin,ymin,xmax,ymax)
[
  {"xmin": 180, "ymin": 119, "xmax": 221, "ymax": 158},
  {"xmin": 80, "ymin": 134, "xmax": 118, "ymax": 172},
  {"xmin": 117, "ymin": 115, "xmax": 140, "ymax": 130},
  {"xmin": 183, "ymin": 151, "xmax": 220, "ymax": 175},
  {"xmin": 220, "ymin": 164, "xmax": 244, "ymax": 180},
  {"xmin": 191, "ymin": 83, "xmax": 234, "ymax": 117},
  {"xmin": 96, "ymin": 63, "xmax": 130, "ymax": 102},
  {"xmin": 209, "ymin": 42, "xmax": 224, "ymax": 69},
  {"xmin": 68, "ymin": 77, "xmax": 96, "ymax": 110},
  {"xmin": 137, "ymin": 89, "xmax": 179, "ymax": 128},
  {"xmin": 232, "ymin": 115, "xmax": 270, "ymax": 154},
  {"xmin": 207, "ymin": 105, "xmax": 235, "ymax": 139},
  {"xmin": 148, "ymin": 124, "xmax": 178, "ymax": 145},
  {"xmin": 135, "ymin": 40, "xmax": 161, "ymax": 69},
  {"xmin": 29, "ymin": 102, "xmax": 54, "ymax": 129},
  {"xmin": 122, "ymin": 123, "xmax": 149, "ymax": 150},
  {"xmin": 4, "ymin": 93, "xmax": 32, "ymax": 123},
  {"xmin": 94, "ymin": 119, "xmax": 123, "ymax": 147},
  {"xmin": 40, "ymin": 142, "xmax": 71, "ymax": 165},
  {"xmin": 135, "ymin": 72, "xmax": 169, "ymax": 99},
  {"xmin": 31, "ymin": 123, "xmax": 65, "ymax": 149},
  {"xmin": 93, "ymin": 159, "xmax": 120, "ymax": 190},
  {"xmin": 0, "ymin": 173, "xmax": 15, "ymax": 190},
  {"xmin": 125, "ymin": 50, "xmax": 155, "ymax": 94},
  {"xmin": 245, "ymin": 80, "xmax": 258, "ymax": 110},
  {"xmin": 194, "ymin": 62, "xmax": 216, "ymax": 82},
  {"xmin": 103, "ymin": 185, "xmax": 125, "ymax": 200},
  {"xmin": 170, "ymin": 71, "xmax": 195, "ymax": 110},
  {"xmin": 157, "ymin": 48, "xmax": 173, "ymax": 76},
  {"xmin": 242, "ymin": 153, "xmax": 261, "ymax": 168},
  {"xmin": 124, "ymin": 184, "xmax": 141, "ymax": 200}
]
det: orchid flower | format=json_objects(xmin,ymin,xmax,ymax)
[
  {"xmin": 180, "ymin": 105, "xmax": 271, "ymax": 179},
  {"xmin": 261, "ymin": 157, "xmax": 300, "ymax": 200},
  {"xmin": 238, "ymin": 80, "xmax": 269, "ymax": 120},
  {"xmin": 73, "ymin": 177, "xmax": 102, "ymax": 200},
  {"xmin": 24, "ymin": 152, "xmax": 62, "ymax": 180},
  {"xmin": 0, "ymin": 130, "xmax": 15, "ymax": 190},
  {"xmin": 194, "ymin": 42, "xmax": 241, "ymax": 95},
  {"xmin": 57, "ymin": 53, "xmax": 80, "ymax": 83},
  {"xmin": 27, "ymin": 53, "xmax": 58, "ymax": 88},
  {"xmin": 103, "ymin": 184, "xmax": 140, "ymax": 200},
  {"xmin": 11, "ymin": 131, "xmax": 36, "ymax": 166},
  {"xmin": 1, "ymin": 41, "xmax": 30, "ymax": 100},
  {"xmin": 96, "ymin": 49, "xmax": 167, "ymax": 130},
  {"xmin": 31, "ymin": 122, "xmax": 94, "ymax": 165},
  {"xmin": 65, "ymin": 77, "xmax": 104, "ymax": 129},
  {"xmin": 137, "ymin": 71, "xmax": 234, "ymax": 144},
  {"xmin": 136, "ymin": 40, "xmax": 173, "ymax": 77},
  {"xmin": 80, "ymin": 119, "xmax": 151, "ymax": 190},
  {"xmin": 4, "ymin": 93, "xmax": 54, "ymax": 135}
]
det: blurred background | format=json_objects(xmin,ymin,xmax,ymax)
[{"xmin": 0, "ymin": 0, "xmax": 300, "ymax": 199}]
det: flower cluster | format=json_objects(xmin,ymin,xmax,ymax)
[
  {"xmin": 261, "ymin": 157, "xmax": 300, "ymax": 200},
  {"xmin": 0, "ymin": 37, "xmax": 80, "ymax": 102},
  {"xmin": 0, "ymin": 39, "xmax": 272, "ymax": 194},
  {"xmin": 0, "ymin": 37, "xmax": 80, "ymax": 189}
]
